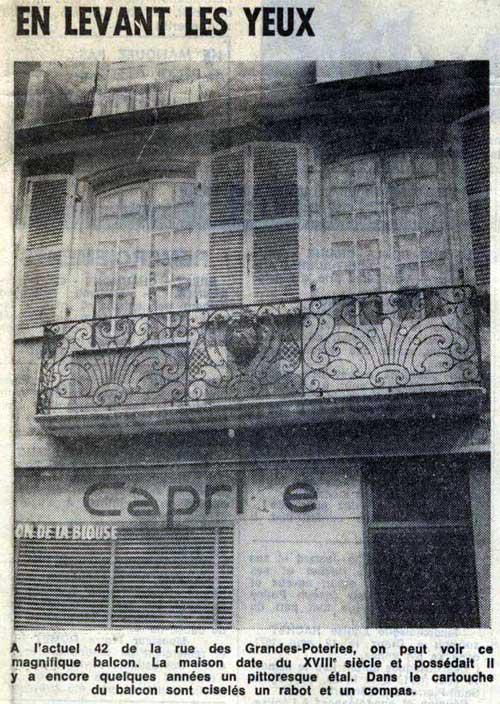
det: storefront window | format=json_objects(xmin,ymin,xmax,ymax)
[{"xmin": 365, "ymin": 457, "xmax": 479, "ymax": 628}]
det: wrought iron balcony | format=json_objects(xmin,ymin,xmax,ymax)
[{"xmin": 36, "ymin": 286, "xmax": 483, "ymax": 434}]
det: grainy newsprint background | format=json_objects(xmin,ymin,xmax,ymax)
[{"xmin": 2, "ymin": 1, "xmax": 500, "ymax": 702}]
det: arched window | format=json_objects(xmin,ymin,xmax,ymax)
[{"xmin": 93, "ymin": 178, "xmax": 195, "ymax": 318}]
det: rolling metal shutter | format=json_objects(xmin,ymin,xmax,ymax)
[
  {"xmin": 15, "ymin": 538, "xmax": 112, "ymax": 628},
  {"xmin": 460, "ymin": 112, "xmax": 489, "ymax": 288},
  {"xmin": 15, "ymin": 527, "xmax": 234, "ymax": 629},
  {"xmin": 18, "ymin": 176, "xmax": 71, "ymax": 330}
]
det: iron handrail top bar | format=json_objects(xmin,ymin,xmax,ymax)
[{"xmin": 42, "ymin": 284, "xmax": 476, "ymax": 331}]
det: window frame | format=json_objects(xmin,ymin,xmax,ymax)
[
  {"xmin": 89, "ymin": 175, "xmax": 198, "ymax": 321},
  {"xmin": 362, "ymin": 457, "xmax": 480, "ymax": 628},
  {"xmin": 208, "ymin": 141, "xmax": 311, "ymax": 306},
  {"xmin": 321, "ymin": 148, "xmax": 459, "ymax": 299}
]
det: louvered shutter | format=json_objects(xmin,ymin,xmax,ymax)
[
  {"xmin": 112, "ymin": 526, "xmax": 233, "ymax": 628},
  {"xmin": 252, "ymin": 144, "xmax": 301, "ymax": 302},
  {"xmin": 209, "ymin": 149, "xmax": 245, "ymax": 306},
  {"xmin": 18, "ymin": 175, "xmax": 73, "ymax": 331},
  {"xmin": 15, "ymin": 538, "xmax": 112, "ymax": 628},
  {"xmin": 208, "ymin": 143, "xmax": 304, "ymax": 306},
  {"xmin": 459, "ymin": 111, "xmax": 489, "ymax": 288}
]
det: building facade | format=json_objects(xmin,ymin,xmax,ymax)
[{"xmin": 14, "ymin": 60, "xmax": 490, "ymax": 629}]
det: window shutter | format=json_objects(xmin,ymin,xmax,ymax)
[
  {"xmin": 459, "ymin": 111, "xmax": 489, "ymax": 288},
  {"xmin": 18, "ymin": 175, "xmax": 73, "ymax": 331},
  {"xmin": 209, "ymin": 148, "xmax": 245, "ymax": 306},
  {"xmin": 208, "ymin": 143, "xmax": 305, "ymax": 306},
  {"xmin": 252, "ymin": 144, "xmax": 301, "ymax": 302},
  {"xmin": 15, "ymin": 537, "xmax": 112, "ymax": 628},
  {"xmin": 112, "ymin": 526, "xmax": 233, "ymax": 628},
  {"xmin": 15, "ymin": 526, "xmax": 234, "ymax": 629}
]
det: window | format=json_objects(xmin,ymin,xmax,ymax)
[
  {"xmin": 15, "ymin": 526, "xmax": 234, "ymax": 629},
  {"xmin": 209, "ymin": 143, "xmax": 307, "ymax": 305},
  {"xmin": 322, "ymin": 151, "xmax": 454, "ymax": 297},
  {"xmin": 365, "ymin": 457, "xmax": 479, "ymax": 628},
  {"xmin": 93, "ymin": 179, "xmax": 195, "ymax": 319}
]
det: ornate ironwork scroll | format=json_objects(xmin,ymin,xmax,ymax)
[{"xmin": 36, "ymin": 286, "xmax": 481, "ymax": 415}]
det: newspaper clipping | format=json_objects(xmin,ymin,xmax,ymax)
[{"xmin": 3, "ymin": 0, "xmax": 498, "ymax": 702}]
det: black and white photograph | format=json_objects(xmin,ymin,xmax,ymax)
[{"xmin": 13, "ymin": 59, "xmax": 490, "ymax": 631}]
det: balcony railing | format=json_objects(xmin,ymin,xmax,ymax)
[{"xmin": 36, "ymin": 286, "xmax": 482, "ymax": 418}]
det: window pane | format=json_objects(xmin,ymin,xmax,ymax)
[
  {"xmin": 395, "ymin": 234, "xmax": 419, "ymax": 264},
  {"xmin": 354, "ymin": 159, "xmax": 376, "ymax": 185},
  {"xmin": 150, "ymin": 262, "xmax": 170, "ymax": 287},
  {"xmin": 152, "ymin": 232, "xmax": 172, "ymax": 261},
  {"xmin": 328, "ymin": 214, "xmax": 353, "ymax": 235},
  {"xmin": 99, "ymin": 215, "xmax": 120, "ymax": 234},
  {"xmin": 370, "ymin": 460, "xmax": 471, "ymax": 522},
  {"xmin": 422, "ymin": 259, "xmax": 448, "ymax": 286},
  {"xmin": 356, "ymin": 213, "xmax": 381, "ymax": 236},
  {"xmin": 392, "ymin": 207, "xmax": 416, "ymax": 234},
  {"xmin": 174, "ymin": 203, "xmax": 194, "ymax": 230},
  {"xmin": 332, "ymin": 241, "xmax": 355, "ymax": 266},
  {"xmin": 117, "ymin": 241, "xmax": 139, "ymax": 267},
  {"xmin": 329, "ymin": 164, "xmax": 351, "ymax": 187},
  {"xmin": 329, "ymin": 188, "xmax": 353, "ymax": 214},
  {"xmin": 354, "ymin": 185, "xmax": 378, "ymax": 211},
  {"xmin": 418, "ymin": 203, "xmax": 443, "ymax": 232},
  {"xmin": 149, "ymin": 287, "xmax": 170, "ymax": 312},
  {"xmin": 116, "ymin": 293, "xmax": 134, "ymax": 316},
  {"xmin": 416, "ymin": 177, "xmax": 439, "ymax": 204},
  {"xmin": 117, "ymin": 267, "xmax": 137, "ymax": 291},
  {"xmin": 95, "ymin": 268, "xmax": 115, "ymax": 293},
  {"xmin": 96, "ymin": 241, "xmax": 117, "ymax": 267},
  {"xmin": 359, "ymin": 268, "xmax": 381, "ymax": 292},
  {"xmin": 171, "ymin": 281, "xmax": 191, "ymax": 309},
  {"xmin": 120, "ymin": 212, "xmax": 144, "ymax": 234},
  {"xmin": 176, "ymin": 182, "xmax": 194, "ymax": 204},
  {"xmin": 121, "ymin": 188, "xmax": 143, "ymax": 213},
  {"xmin": 100, "ymin": 194, "xmax": 120, "ymax": 216},
  {"xmin": 397, "ymin": 262, "xmax": 419, "ymax": 288},
  {"xmin": 389, "ymin": 181, "xmax": 415, "ymax": 208},
  {"xmin": 420, "ymin": 231, "xmax": 446, "ymax": 262},
  {"xmin": 415, "ymin": 155, "xmax": 437, "ymax": 176},
  {"xmin": 331, "ymin": 270, "xmax": 354, "ymax": 294},
  {"xmin": 95, "ymin": 294, "xmax": 113, "ymax": 318},
  {"xmin": 153, "ymin": 205, "xmax": 174, "ymax": 232},
  {"xmin": 389, "ymin": 153, "xmax": 413, "ymax": 179},
  {"xmin": 153, "ymin": 182, "xmax": 175, "ymax": 206},
  {"xmin": 358, "ymin": 239, "xmax": 380, "ymax": 267},
  {"xmin": 172, "ymin": 253, "xmax": 192, "ymax": 280}
]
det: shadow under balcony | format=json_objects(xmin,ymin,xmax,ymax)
[{"xmin": 35, "ymin": 286, "xmax": 485, "ymax": 437}]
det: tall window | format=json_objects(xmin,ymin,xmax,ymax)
[
  {"xmin": 93, "ymin": 179, "xmax": 195, "ymax": 319},
  {"xmin": 322, "ymin": 151, "xmax": 454, "ymax": 296},
  {"xmin": 209, "ymin": 143, "xmax": 307, "ymax": 306}
]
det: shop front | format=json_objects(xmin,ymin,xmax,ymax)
[{"xmin": 15, "ymin": 454, "xmax": 484, "ymax": 630}]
